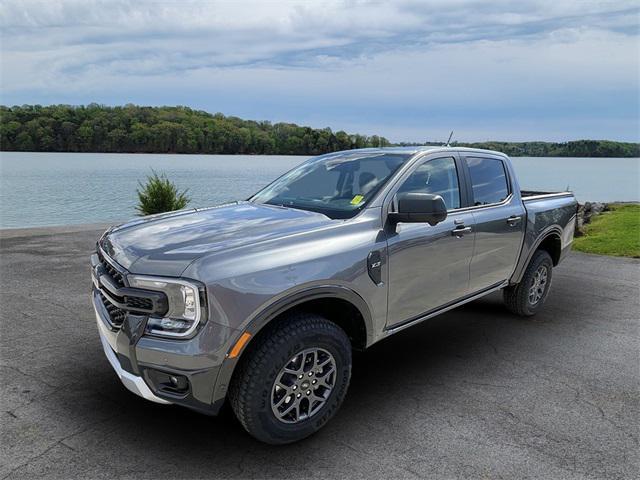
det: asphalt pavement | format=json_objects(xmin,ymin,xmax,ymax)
[{"xmin": 1, "ymin": 226, "xmax": 638, "ymax": 479}]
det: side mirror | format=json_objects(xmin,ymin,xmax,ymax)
[{"xmin": 389, "ymin": 192, "xmax": 448, "ymax": 226}]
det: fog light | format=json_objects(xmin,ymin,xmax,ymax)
[{"xmin": 145, "ymin": 369, "xmax": 189, "ymax": 395}]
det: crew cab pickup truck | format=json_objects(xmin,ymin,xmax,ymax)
[{"xmin": 91, "ymin": 147, "xmax": 577, "ymax": 444}]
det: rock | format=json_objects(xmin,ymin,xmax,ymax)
[
  {"xmin": 586, "ymin": 202, "xmax": 607, "ymax": 216},
  {"xmin": 575, "ymin": 202, "xmax": 608, "ymax": 237}
]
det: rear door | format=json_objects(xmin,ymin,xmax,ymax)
[
  {"xmin": 386, "ymin": 154, "xmax": 475, "ymax": 327},
  {"xmin": 461, "ymin": 155, "xmax": 526, "ymax": 292}
]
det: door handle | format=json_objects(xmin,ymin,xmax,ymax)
[
  {"xmin": 452, "ymin": 226, "xmax": 472, "ymax": 237},
  {"xmin": 507, "ymin": 216, "xmax": 522, "ymax": 226}
]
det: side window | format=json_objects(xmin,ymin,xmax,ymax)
[
  {"xmin": 465, "ymin": 157, "xmax": 509, "ymax": 205},
  {"xmin": 397, "ymin": 157, "xmax": 461, "ymax": 210}
]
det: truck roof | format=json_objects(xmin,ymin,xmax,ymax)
[{"xmin": 337, "ymin": 145, "xmax": 508, "ymax": 157}]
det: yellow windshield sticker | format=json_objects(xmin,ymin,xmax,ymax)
[{"xmin": 350, "ymin": 194, "xmax": 365, "ymax": 205}]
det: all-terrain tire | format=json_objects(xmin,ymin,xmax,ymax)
[
  {"xmin": 503, "ymin": 249, "xmax": 553, "ymax": 317},
  {"xmin": 228, "ymin": 313, "xmax": 352, "ymax": 444}
]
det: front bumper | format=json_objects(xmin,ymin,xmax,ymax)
[
  {"xmin": 95, "ymin": 307, "xmax": 170, "ymax": 404},
  {"xmin": 93, "ymin": 287, "xmax": 231, "ymax": 415}
]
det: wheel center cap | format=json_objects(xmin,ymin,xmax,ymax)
[{"xmin": 301, "ymin": 380, "xmax": 310, "ymax": 389}]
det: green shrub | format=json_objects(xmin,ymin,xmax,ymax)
[{"xmin": 136, "ymin": 170, "xmax": 190, "ymax": 216}]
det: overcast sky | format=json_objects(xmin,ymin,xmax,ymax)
[{"xmin": 1, "ymin": 0, "xmax": 638, "ymax": 142}]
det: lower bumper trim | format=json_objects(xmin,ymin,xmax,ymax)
[{"xmin": 97, "ymin": 317, "xmax": 172, "ymax": 405}]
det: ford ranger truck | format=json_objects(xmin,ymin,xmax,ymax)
[{"xmin": 91, "ymin": 147, "xmax": 577, "ymax": 444}]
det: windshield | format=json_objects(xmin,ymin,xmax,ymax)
[{"xmin": 251, "ymin": 151, "xmax": 411, "ymax": 219}]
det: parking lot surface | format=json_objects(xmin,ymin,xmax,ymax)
[{"xmin": 1, "ymin": 227, "xmax": 638, "ymax": 479}]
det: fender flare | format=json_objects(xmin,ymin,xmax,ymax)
[
  {"xmin": 209, "ymin": 284, "xmax": 374, "ymax": 407},
  {"xmin": 511, "ymin": 226, "xmax": 563, "ymax": 284}
]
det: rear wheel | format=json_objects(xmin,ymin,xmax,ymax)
[
  {"xmin": 229, "ymin": 313, "xmax": 352, "ymax": 444},
  {"xmin": 504, "ymin": 249, "xmax": 553, "ymax": 316}
]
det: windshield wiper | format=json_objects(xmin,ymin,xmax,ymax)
[
  {"xmin": 265, "ymin": 201, "xmax": 307, "ymax": 212},
  {"xmin": 264, "ymin": 201, "xmax": 335, "ymax": 219}
]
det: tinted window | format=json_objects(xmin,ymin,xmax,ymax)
[
  {"xmin": 466, "ymin": 157, "xmax": 509, "ymax": 205},
  {"xmin": 251, "ymin": 152, "xmax": 411, "ymax": 219},
  {"xmin": 397, "ymin": 157, "xmax": 460, "ymax": 209}
]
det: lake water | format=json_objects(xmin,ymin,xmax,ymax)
[{"xmin": 0, "ymin": 152, "xmax": 638, "ymax": 229}]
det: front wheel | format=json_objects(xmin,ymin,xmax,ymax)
[
  {"xmin": 503, "ymin": 249, "xmax": 553, "ymax": 316},
  {"xmin": 229, "ymin": 313, "xmax": 352, "ymax": 444}
]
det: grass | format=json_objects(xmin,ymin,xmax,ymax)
[{"xmin": 573, "ymin": 204, "xmax": 640, "ymax": 258}]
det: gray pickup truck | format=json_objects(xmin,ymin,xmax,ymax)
[{"xmin": 91, "ymin": 146, "xmax": 577, "ymax": 444}]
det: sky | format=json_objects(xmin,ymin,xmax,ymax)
[{"xmin": 1, "ymin": 0, "xmax": 639, "ymax": 143}]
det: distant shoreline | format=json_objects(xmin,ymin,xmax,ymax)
[
  {"xmin": 2, "ymin": 105, "xmax": 639, "ymax": 158},
  {"xmin": 1, "ymin": 150, "xmax": 639, "ymax": 159}
]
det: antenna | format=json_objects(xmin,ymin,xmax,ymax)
[{"xmin": 446, "ymin": 131, "xmax": 454, "ymax": 147}]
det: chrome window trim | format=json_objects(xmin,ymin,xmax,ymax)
[
  {"xmin": 449, "ymin": 193, "xmax": 515, "ymax": 213},
  {"xmin": 523, "ymin": 192, "xmax": 573, "ymax": 202}
]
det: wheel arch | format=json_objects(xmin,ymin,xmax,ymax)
[
  {"xmin": 512, "ymin": 227, "xmax": 563, "ymax": 284},
  {"xmin": 537, "ymin": 232, "xmax": 562, "ymax": 266},
  {"xmin": 210, "ymin": 285, "xmax": 373, "ymax": 408}
]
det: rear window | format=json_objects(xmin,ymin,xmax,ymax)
[{"xmin": 465, "ymin": 157, "xmax": 509, "ymax": 205}]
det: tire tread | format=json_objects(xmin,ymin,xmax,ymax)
[
  {"xmin": 503, "ymin": 249, "xmax": 553, "ymax": 317},
  {"xmin": 228, "ymin": 312, "xmax": 351, "ymax": 443}
]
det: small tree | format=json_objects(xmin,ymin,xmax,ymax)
[{"xmin": 136, "ymin": 170, "xmax": 190, "ymax": 216}]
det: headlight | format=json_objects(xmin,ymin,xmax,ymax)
[{"xmin": 127, "ymin": 275, "xmax": 206, "ymax": 338}]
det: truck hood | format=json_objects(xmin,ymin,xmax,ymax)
[{"xmin": 101, "ymin": 202, "xmax": 333, "ymax": 276}]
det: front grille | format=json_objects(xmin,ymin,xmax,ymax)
[
  {"xmin": 98, "ymin": 290, "xmax": 127, "ymax": 327},
  {"xmin": 96, "ymin": 248, "xmax": 127, "ymax": 329},
  {"xmin": 98, "ymin": 250, "xmax": 125, "ymax": 288},
  {"xmin": 126, "ymin": 296, "xmax": 153, "ymax": 310},
  {"xmin": 94, "ymin": 248, "xmax": 164, "ymax": 329}
]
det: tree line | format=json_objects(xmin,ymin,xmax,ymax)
[
  {"xmin": 1, "ymin": 104, "xmax": 638, "ymax": 157},
  {"xmin": 414, "ymin": 140, "xmax": 639, "ymax": 158},
  {"xmin": 0, "ymin": 104, "xmax": 389, "ymax": 155}
]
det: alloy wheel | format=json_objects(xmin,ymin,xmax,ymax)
[
  {"xmin": 271, "ymin": 348, "xmax": 336, "ymax": 424},
  {"xmin": 528, "ymin": 265, "xmax": 548, "ymax": 305}
]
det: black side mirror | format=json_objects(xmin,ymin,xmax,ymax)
[{"xmin": 388, "ymin": 192, "xmax": 448, "ymax": 226}]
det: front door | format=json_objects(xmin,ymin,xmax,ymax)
[{"xmin": 386, "ymin": 155, "xmax": 475, "ymax": 328}]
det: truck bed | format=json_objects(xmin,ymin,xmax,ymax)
[
  {"xmin": 510, "ymin": 189, "xmax": 578, "ymax": 284},
  {"xmin": 521, "ymin": 190, "xmax": 575, "ymax": 202}
]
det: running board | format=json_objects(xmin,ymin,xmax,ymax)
[{"xmin": 384, "ymin": 281, "xmax": 508, "ymax": 335}]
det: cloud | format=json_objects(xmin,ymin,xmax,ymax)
[{"xmin": 1, "ymin": 0, "xmax": 638, "ymax": 141}]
